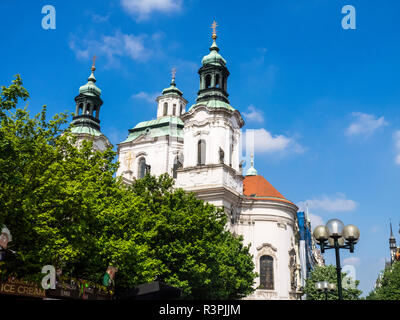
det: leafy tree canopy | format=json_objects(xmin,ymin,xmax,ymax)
[
  {"xmin": 0, "ymin": 75, "xmax": 256, "ymax": 299},
  {"xmin": 303, "ymin": 265, "xmax": 362, "ymax": 300},
  {"xmin": 367, "ymin": 261, "xmax": 400, "ymax": 300}
]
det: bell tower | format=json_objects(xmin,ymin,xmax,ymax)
[
  {"xmin": 70, "ymin": 57, "xmax": 111, "ymax": 151},
  {"xmin": 176, "ymin": 21, "xmax": 244, "ymax": 217},
  {"xmin": 196, "ymin": 21, "xmax": 230, "ymax": 105},
  {"xmin": 156, "ymin": 68, "xmax": 188, "ymax": 118},
  {"xmin": 389, "ymin": 221, "xmax": 397, "ymax": 265}
]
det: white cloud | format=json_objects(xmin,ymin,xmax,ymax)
[
  {"xmin": 308, "ymin": 213, "xmax": 324, "ymax": 229},
  {"xmin": 244, "ymin": 128, "xmax": 305, "ymax": 154},
  {"xmin": 131, "ymin": 91, "xmax": 160, "ymax": 103},
  {"xmin": 371, "ymin": 226, "xmax": 381, "ymax": 233},
  {"xmin": 242, "ymin": 105, "xmax": 264, "ymax": 123},
  {"xmin": 298, "ymin": 193, "xmax": 357, "ymax": 212},
  {"xmin": 91, "ymin": 13, "xmax": 110, "ymax": 23},
  {"xmin": 69, "ymin": 31, "xmax": 150, "ymax": 67},
  {"xmin": 346, "ymin": 112, "xmax": 388, "ymax": 136},
  {"xmin": 343, "ymin": 257, "xmax": 361, "ymax": 267},
  {"xmin": 394, "ymin": 131, "xmax": 400, "ymax": 165},
  {"xmin": 121, "ymin": 0, "xmax": 182, "ymax": 21}
]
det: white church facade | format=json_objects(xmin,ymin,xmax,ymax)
[{"xmin": 70, "ymin": 26, "xmax": 304, "ymax": 300}]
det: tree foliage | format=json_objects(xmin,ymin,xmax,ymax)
[
  {"xmin": 0, "ymin": 75, "xmax": 256, "ymax": 299},
  {"xmin": 129, "ymin": 174, "xmax": 256, "ymax": 299},
  {"xmin": 303, "ymin": 265, "xmax": 362, "ymax": 300},
  {"xmin": 367, "ymin": 261, "xmax": 400, "ymax": 300}
]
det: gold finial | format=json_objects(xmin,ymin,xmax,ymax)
[
  {"xmin": 171, "ymin": 67, "xmax": 176, "ymax": 81},
  {"xmin": 211, "ymin": 20, "xmax": 218, "ymax": 39},
  {"xmin": 91, "ymin": 55, "xmax": 97, "ymax": 72}
]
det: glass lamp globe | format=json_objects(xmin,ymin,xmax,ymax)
[
  {"xmin": 328, "ymin": 283, "xmax": 336, "ymax": 291},
  {"xmin": 315, "ymin": 282, "xmax": 323, "ymax": 291},
  {"xmin": 328, "ymin": 236, "xmax": 345, "ymax": 246},
  {"xmin": 313, "ymin": 225, "xmax": 329, "ymax": 243},
  {"xmin": 343, "ymin": 224, "xmax": 360, "ymax": 243},
  {"xmin": 322, "ymin": 281, "xmax": 329, "ymax": 290},
  {"xmin": 326, "ymin": 219, "xmax": 345, "ymax": 237}
]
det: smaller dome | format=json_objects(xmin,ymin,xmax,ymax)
[
  {"xmin": 245, "ymin": 154, "xmax": 257, "ymax": 176},
  {"xmin": 79, "ymin": 71, "xmax": 101, "ymax": 96},
  {"xmin": 162, "ymin": 81, "xmax": 183, "ymax": 96},
  {"xmin": 246, "ymin": 166, "xmax": 258, "ymax": 176}
]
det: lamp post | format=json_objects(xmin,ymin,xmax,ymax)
[
  {"xmin": 315, "ymin": 281, "xmax": 336, "ymax": 300},
  {"xmin": 313, "ymin": 219, "xmax": 360, "ymax": 300},
  {"xmin": 0, "ymin": 226, "xmax": 12, "ymax": 262}
]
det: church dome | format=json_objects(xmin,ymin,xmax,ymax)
[
  {"xmin": 246, "ymin": 166, "xmax": 258, "ymax": 176},
  {"xmin": 79, "ymin": 68, "xmax": 101, "ymax": 96},
  {"xmin": 243, "ymin": 175, "xmax": 293, "ymax": 204},
  {"xmin": 162, "ymin": 79, "xmax": 183, "ymax": 96},
  {"xmin": 201, "ymin": 39, "xmax": 227, "ymax": 66}
]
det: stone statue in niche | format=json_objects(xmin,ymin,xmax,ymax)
[
  {"xmin": 289, "ymin": 250, "xmax": 297, "ymax": 291},
  {"xmin": 239, "ymin": 160, "xmax": 245, "ymax": 175},
  {"xmin": 219, "ymin": 147, "xmax": 225, "ymax": 164}
]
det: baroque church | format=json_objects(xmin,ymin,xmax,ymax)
[{"xmin": 69, "ymin": 24, "xmax": 304, "ymax": 300}]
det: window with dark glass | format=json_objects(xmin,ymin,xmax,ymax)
[
  {"xmin": 205, "ymin": 74, "xmax": 211, "ymax": 88},
  {"xmin": 173, "ymin": 104, "xmax": 176, "ymax": 116},
  {"xmin": 138, "ymin": 157, "xmax": 146, "ymax": 178},
  {"xmin": 259, "ymin": 255, "xmax": 274, "ymax": 290},
  {"xmin": 163, "ymin": 102, "xmax": 168, "ymax": 116},
  {"xmin": 197, "ymin": 140, "xmax": 206, "ymax": 165},
  {"xmin": 215, "ymin": 74, "xmax": 220, "ymax": 88}
]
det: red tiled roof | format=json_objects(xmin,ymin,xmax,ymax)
[{"xmin": 243, "ymin": 175, "xmax": 293, "ymax": 204}]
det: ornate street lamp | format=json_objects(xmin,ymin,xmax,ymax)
[
  {"xmin": 313, "ymin": 219, "xmax": 360, "ymax": 300},
  {"xmin": 0, "ymin": 226, "xmax": 12, "ymax": 261},
  {"xmin": 315, "ymin": 281, "xmax": 336, "ymax": 300}
]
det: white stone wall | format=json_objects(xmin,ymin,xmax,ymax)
[
  {"xmin": 238, "ymin": 200, "xmax": 299, "ymax": 300},
  {"xmin": 156, "ymin": 95, "xmax": 187, "ymax": 118},
  {"xmin": 117, "ymin": 136, "xmax": 184, "ymax": 182},
  {"xmin": 181, "ymin": 107, "xmax": 242, "ymax": 172},
  {"xmin": 176, "ymin": 164, "xmax": 243, "ymax": 196},
  {"xmin": 74, "ymin": 134, "xmax": 112, "ymax": 152}
]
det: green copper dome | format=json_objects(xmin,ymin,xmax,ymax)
[
  {"xmin": 162, "ymin": 78, "xmax": 183, "ymax": 96},
  {"xmin": 79, "ymin": 70, "xmax": 101, "ymax": 97},
  {"xmin": 245, "ymin": 155, "xmax": 258, "ymax": 176},
  {"xmin": 201, "ymin": 39, "xmax": 227, "ymax": 66},
  {"xmin": 246, "ymin": 166, "xmax": 258, "ymax": 176}
]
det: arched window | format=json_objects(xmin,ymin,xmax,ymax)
[
  {"xmin": 86, "ymin": 103, "xmax": 91, "ymax": 115},
  {"xmin": 138, "ymin": 157, "xmax": 146, "ymax": 179},
  {"xmin": 78, "ymin": 103, "xmax": 84, "ymax": 115},
  {"xmin": 260, "ymin": 255, "xmax": 274, "ymax": 290},
  {"xmin": 215, "ymin": 74, "xmax": 220, "ymax": 88},
  {"xmin": 163, "ymin": 102, "xmax": 168, "ymax": 116},
  {"xmin": 197, "ymin": 140, "xmax": 206, "ymax": 165},
  {"xmin": 173, "ymin": 104, "xmax": 176, "ymax": 116},
  {"xmin": 205, "ymin": 74, "xmax": 211, "ymax": 88},
  {"xmin": 180, "ymin": 104, "xmax": 184, "ymax": 115}
]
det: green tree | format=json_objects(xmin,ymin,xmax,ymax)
[
  {"xmin": 0, "ymin": 75, "xmax": 256, "ymax": 299},
  {"xmin": 304, "ymin": 265, "xmax": 362, "ymax": 300},
  {"xmin": 129, "ymin": 174, "xmax": 256, "ymax": 299},
  {"xmin": 367, "ymin": 261, "xmax": 400, "ymax": 300},
  {"xmin": 0, "ymin": 75, "xmax": 146, "ymax": 285}
]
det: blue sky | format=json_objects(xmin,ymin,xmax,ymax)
[{"xmin": 1, "ymin": 0, "xmax": 400, "ymax": 296}]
